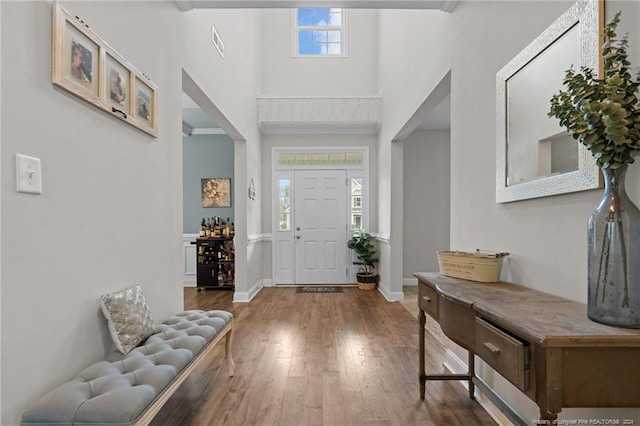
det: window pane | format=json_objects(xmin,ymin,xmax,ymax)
[
  {"xmin": 313, "ymin": 30, "xmax": 327, "ymax": 42},
  {"xmin": 297, "ymin": 9, "xmax": 314, "ymax": 26},
  {"xmin": 328, "ymin": 9, "xmax": 342, "ymax": 25},
  {"xmin": 299, "ymin": 43, "xmax": 314, "ymax": 55},
  {"xmin": 298, "ymin": 8, "xmax": 332, "ymax": 26},
  {"xmin": 279, "ymin": 179, "xmax": 290, "ymax": 231},
  {"xmin": 313, "ymin": 43, "xmax": 325, "ymax": 55},
  {"xmin": 350, "ymin": 178, "xmax": 363, "ymax": 229},
  {"xmin": 327, "ymin": 30, "xmax": 341, "ymax": 42},
  {"xmin": 327, "ymin": 43, "xmax": 341, "ymax": 55},
  {"xmin": 299, "ymin": 30, "xmax": 313, "ymax": 43}
]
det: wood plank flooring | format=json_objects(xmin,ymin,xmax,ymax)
[{"xmin": 150, "ymin": 287, "xmax": 496, "ymax": 426}]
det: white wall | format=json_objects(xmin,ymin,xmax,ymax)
[
  {"xmin": 182, "ymin": 9, "xmax": 263, "ymax": 299},
  {"xmin": 450, "ymin": 0, "xmax": 640, "ymax": 422},
  {"xmin": 0, "ymin": 1, "xmax": 3, "ymax": 418},
  {"xmin": 260, "ymin": 9, "xmax": 379, "ymax": 95},
  {"xmin": 377, "ymin": 10, "xmax": 451, "ymax": 147},
  {"xmin": 0, "ymin": 1, "xmax": 3, "ymax": 421},
  {"xmin": 1, "ymin": 1, "xmax": 183, "ymax": 424},
  {"xmin": 403, "ymin": 130, "xmax": 450, "ymax": 280},
  {"xmin": 377, "ymin": 9, "xmax": 451, "ymax": 296}
]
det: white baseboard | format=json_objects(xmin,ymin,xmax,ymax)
[
  {"xmin": 376, "ymin": 281, "xmax": 404, "ymax": 302},
  {"xmin": 444, "ymin": 349, "xmax": 519, "ymax": 426},
  {"xmin": 403, "ymin": 277, "xmax": 418, "ymax": 286},
  {"xmin": 262, "ymin": 279, "xmax": 274, "ymax": 287},
  {"xmin": 233, "ymin": 279, "xmax": 267, "ymax": 302}
]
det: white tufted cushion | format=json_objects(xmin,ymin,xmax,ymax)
[{"xmin": 21, "ymin": 310, "xmax": 233, "ymax": 426}]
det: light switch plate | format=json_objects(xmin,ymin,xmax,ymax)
[{"xmin": 16, "ymin": 154, "xmax": 42, "ymax": 194}]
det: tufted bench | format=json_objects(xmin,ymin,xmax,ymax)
[{"xmin": 21, "ymin": 310, "xmax": 234, "ymax": 426}]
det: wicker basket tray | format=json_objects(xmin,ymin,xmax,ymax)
[
  {"xmin": 356, "ymin": 272, "xmax": 378, "ymax": 290},
  {"xmin": 437, "ymin": 250, "xmax": 509, "ymax": 283}
]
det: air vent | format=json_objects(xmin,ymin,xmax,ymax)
[{"xmin": 211, "ymin": 25, "xmax": 224, "ymax": 58}]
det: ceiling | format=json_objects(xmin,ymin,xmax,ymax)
[{"xmin": 182, "ymin": 92, "xmax": 222, "ymax": 135}]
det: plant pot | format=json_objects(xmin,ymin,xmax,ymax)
[{"xmin": 356, "ymin": 272, "xmax": 378, "ymax": 290}]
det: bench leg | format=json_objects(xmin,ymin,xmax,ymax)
[{"xmin": 225, "ymin": 327, "xmax": 235, "ymax": 376}]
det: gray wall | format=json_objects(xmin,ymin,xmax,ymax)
[
  {"xmin": 403, "ymin": 130, "xmax": 450, "ymax": 279},
  {"xmin": 183, "ymin": 134, "xmax": 235, "ymax": 233},
  {"xmin": 376, "ymin": 9, "xmax": 451, "ymax": 296},
  {"xmin": 1, "ymin": 2, "xmax": 183, "ymax": 424},
  {"xmin": 449, "ymin": 0, "xmax": 640, "ymax": 421},
  {"xmin": 182, "ymin": 9, "xmax": 263, "ymax": 299},
  {"xmin": 260, "ymin": 9, "xmax": 379, "ymax": 95}
]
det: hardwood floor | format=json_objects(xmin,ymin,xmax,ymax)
[{"xmin": 150, "ymin": 287, "xmax": 496, "ymax": 426}]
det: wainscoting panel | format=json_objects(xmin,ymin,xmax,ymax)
[{"xmin": 183, "ymin": 234, "xmax": 198, "ymax": 286}]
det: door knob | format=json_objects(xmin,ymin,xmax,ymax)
[
  {"xmin": 296, "ymin": 227, "xmax": 301, "ymax": 231},
  {"xmin": 296, "ymin": 235, "xmax": 301, "ymax": 239}
]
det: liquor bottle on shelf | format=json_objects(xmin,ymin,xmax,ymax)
[
  {"xmin": 215, "ymin": 217, "xmax": 223, "ymax": 237},
  {"xmin": 224, "ymin": 218, "xmax": 231, "ymax": 237},
  {"xmin": 199, "ymin": 218, "xmax": 206, "ymax": 237}
]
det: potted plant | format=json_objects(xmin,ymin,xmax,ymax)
[
  {"xmin": 347, "ymin": 229, "xmax": 379, "ymax": 290},
  {"xmin": 548, "ymin": 12, "xmax": 640, "ymax": 328}
]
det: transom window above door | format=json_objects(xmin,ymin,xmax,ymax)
[{"xmin": 293, "ymin": 8, "xmax": 346, "ymax": 56}]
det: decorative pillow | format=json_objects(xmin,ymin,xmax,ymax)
[{"xmin": 100, "ymin": 285, "xmax": 155, "ymax": 354}]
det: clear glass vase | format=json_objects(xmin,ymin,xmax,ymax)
[{"xmin": 588, "ymin": 164, "xmax": 640, "ymax": 328}]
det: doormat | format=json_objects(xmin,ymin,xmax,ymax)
[{"xmin": 296, "ymin": 286, "xmax": 344, "ymax": 293}]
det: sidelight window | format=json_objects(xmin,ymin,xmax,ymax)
[{"xmin": 279, "ymin": 179, "xmax": 291, "ymax": 231}]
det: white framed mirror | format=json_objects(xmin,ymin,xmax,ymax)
[{"xmin": 496, "ymin": 0, "xmax": 603, "ymax": 203}]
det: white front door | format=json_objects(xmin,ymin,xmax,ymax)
[{"xmin": 293, "ymin": 170, "xmax": 347, "ymax": 284}]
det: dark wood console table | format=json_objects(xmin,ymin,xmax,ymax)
[{"xmin": 415, "ymin": 272, "xmax": 640, "ymax": 421}]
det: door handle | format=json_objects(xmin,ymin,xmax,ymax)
[
  {"xmin": 296, "ymin": 235, "xmax": 301, "ymax": 239},
  {"xmin": 296, "ymin": 227, "xmax": 301, "ymax": 231}
]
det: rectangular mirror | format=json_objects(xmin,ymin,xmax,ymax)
[{"xmin": 496, "ymin": 0, "xmax": 603, "ymax": 203}]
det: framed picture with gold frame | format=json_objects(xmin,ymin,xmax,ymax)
[
  {"xmin": 51, "ymin": 3, "xmax": 158, "ymax": 138},
  {"xmin": 134, "ymin": 76, "xmax": 157, "ymax": 134},
  {"xmin": 52, "ymin": 5, "xmax": 101, "ymax": 102},
  {"xmin": 105, "ymin": 52, "xmax": 131, "ymax": 116}
]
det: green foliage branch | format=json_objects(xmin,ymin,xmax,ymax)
[
  {"xmin": 347, "ymin": 229, "xmax": 379, "ymax": 274},
  {"xmin": 549, "ymin": 12, "xmax": 640, "ymax": 169}
]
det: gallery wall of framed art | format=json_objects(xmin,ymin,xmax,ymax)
[{"xmin": 51, "ymin": 2, "xmax": 158, "ymax": 137}]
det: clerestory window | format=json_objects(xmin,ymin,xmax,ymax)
[{"xmin": 293, "ymin": 8, "xmax": 346, "ymax": 57}]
